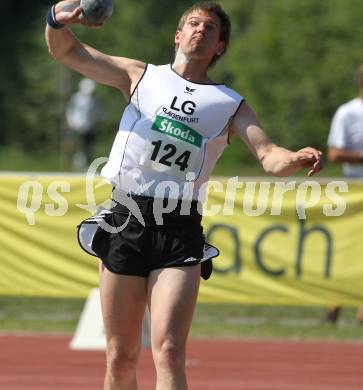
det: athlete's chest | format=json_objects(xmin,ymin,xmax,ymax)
[{"xmin": 136, "ymin": 69, "xmax": 235, "ymax": 139}]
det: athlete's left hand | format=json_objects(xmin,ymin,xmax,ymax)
[{"xmin": 293, "ymin": 147, "xmax": 323, "ymax": 176}]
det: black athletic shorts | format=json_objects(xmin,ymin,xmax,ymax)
[{"xmin": 90, "ymin": 196, "xmax": 205, "ymax": 278}]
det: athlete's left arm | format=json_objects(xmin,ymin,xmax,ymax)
[{"xmin": 229, "ymin": 102, "xmax": 323, "ymax": 177}]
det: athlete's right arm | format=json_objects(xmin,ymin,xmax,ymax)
[{"xmin": 45, "ymin": 0, "xmax": 146, "ymax": 99}]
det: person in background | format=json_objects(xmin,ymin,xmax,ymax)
[
  {"xmin": 325, "ymin": 64, "xmax": 363, "ymax": 325},
  {"xmin": 66, "ymin": 78, "xmax": 99, "ymax": 169}
]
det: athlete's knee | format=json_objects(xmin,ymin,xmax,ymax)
[
  {"xmin": 153, "ymin": 338, "xmax": 186, "ymax": 370},
  {"xmin": 106, "ymin": 341, "xmax": 140, "ymax": 380}
]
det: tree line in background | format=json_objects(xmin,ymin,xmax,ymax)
[{"xmin": 1, "ymin": 0, "xmax": 362, "ymax": 170}]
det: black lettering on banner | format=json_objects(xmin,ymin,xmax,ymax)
[
  {"xmin": 150, "ymin": 140, "xmax": 191, "ymax": 172},
  {"xmin": 296, "ymin": 218, "xmax": 332, "ymax": 278},
  {"xmin": 254, "ymin": 225, "xmax": 288, "ymax": 277},
  {"xmin": 204, "ymin": 220, "xmax": 333, "ymax": 278},
  {"xmin": 170, "ymin": 96, "xmax": 196, "ymax": 115},
  {"xmin": 255, "ymin": 218, "xmax": 333, "ymax": 278},
  {"xmin": 206, "ymin": 224, "xmax": 242, "ymax": 274}
]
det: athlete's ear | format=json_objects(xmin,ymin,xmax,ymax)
[
  {"xmin": 175, "ymin": 29, "xmax": 181, "ymax": 45},
  {"xmin": 216, "ymin": 41, "xmax": 226, "ymax": 56}
]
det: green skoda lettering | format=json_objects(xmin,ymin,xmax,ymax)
[{"xmin": 152, "ymin": 115, "xmax": 202, "ymax": 148}]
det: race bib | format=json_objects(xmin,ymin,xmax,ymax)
[{"xmin": 139, "ymin": 116, "xmax": 203, "ymax": 180}]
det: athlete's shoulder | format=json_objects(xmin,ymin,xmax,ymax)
[
  {"xmin": 140, "ymin": 63, "xmax": 171, "ymax": 78},
  {"xmin": 146, "ymin": 63, "xmax": 169, "ymax": 73},
  {"xmin": 218, "ymin": 83, "xmax": 244, "ymax": 103}
]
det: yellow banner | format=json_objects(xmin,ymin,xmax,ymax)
[{"xmin": 0, "ymin": 174, "xmax": 362, "ymax": 306}]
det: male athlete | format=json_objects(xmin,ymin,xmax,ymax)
[{"xmin": 45, "ymin": 1, "xmax": 322, "ymax": 389}]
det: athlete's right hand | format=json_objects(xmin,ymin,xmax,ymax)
[{"xmin": 54, "ymin": 0, "xmax": 104, "ymax": 27}]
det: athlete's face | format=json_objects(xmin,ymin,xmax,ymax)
[{"xmin": 175, "ymin": 10, "xmax": 226, "ymax": 62}]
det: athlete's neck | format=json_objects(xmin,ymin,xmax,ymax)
[{"xmin": 172, "ymin": 52, "xmax": 211, "ymax": 83}]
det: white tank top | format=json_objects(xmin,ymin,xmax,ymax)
[{"xmin": 101, "ymin": 64, "xmax": 244, "ymax": 200}]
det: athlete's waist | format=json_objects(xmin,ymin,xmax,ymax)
[{"xmin": 111, "ymin": 190, "xmax": 202, "ymax": 220}]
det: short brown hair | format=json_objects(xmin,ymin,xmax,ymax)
[{"xmin": 176, "ymin": 1, "xmax": 231, "ymax": 67}]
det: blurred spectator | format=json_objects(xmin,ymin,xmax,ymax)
[
  {"xmin": 325, "ymin": 64, "xmax": 363, "ymax": 324},
  {"xmin": 66, "ymin": 78, "xmax": 99, "ymax": 169},
  {"xmin": 328, "ymin": 64, "xmax": 363, "ymax": 175}
]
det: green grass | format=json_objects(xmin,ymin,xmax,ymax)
[
  {"xmin": 1, "ymin": 297, "xmax": 362, "ymax": 340},
  {"xmin": 191, "ymin": 304, "xmax": 363, "ymax": 341},
  {"xmin": 0, "ymin": 296, "xmax": 84, "ymax": 333}
]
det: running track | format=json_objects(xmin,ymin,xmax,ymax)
[{"xmin": 1, "ymin": 335, "xmax": 363, "ymax": 389}]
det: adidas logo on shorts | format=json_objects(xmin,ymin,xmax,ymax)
[{"xmin": 183, "ymin": 257, "xmax": 197, "ymax": 263}]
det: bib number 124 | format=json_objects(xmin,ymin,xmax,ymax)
[{"xmin": 150, "ymin": 140, "xmax": 191, "ymax": 172}]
